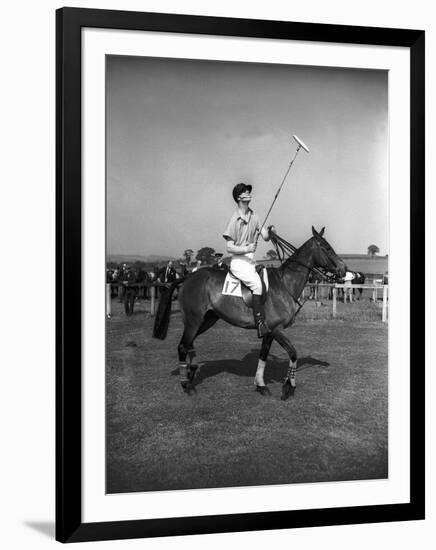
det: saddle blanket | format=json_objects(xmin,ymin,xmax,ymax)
[{"xmin": 222, "ymin": 268, "xmax": 269, "ymax": 297}]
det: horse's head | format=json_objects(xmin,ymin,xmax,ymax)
[{"xmin": 308, "ymin": 226, "xmax": 347, "ymax": 278}]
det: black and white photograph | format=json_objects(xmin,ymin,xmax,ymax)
[
  {"xmin": 105, "ymin": 55, "xmax": 389, "ymax": 494},
  {"xmin": 1, "ymin": 1, "xmax": 430, "ymax": 548}
]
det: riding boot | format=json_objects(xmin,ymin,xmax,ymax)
[{"xmin": 252, "ymin": 294, "xmax": 269, "ymax": 338}]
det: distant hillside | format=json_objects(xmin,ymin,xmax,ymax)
[{"xmin": 107, "ymin": 253, "xmax": 176, "ymax": 264}]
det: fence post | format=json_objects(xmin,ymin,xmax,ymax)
[
  {"xmin": 106, "ymin": 283, "xmax": 111, "ymax": 318},
  {"xmin": 382, "ymin": 285, "xmax": 388, "ymax": 322},
  {"xmin": 150, "ymin": 285, "xmax": 156, "ymax": 316},
  {"xmin": 332, "ymin": 287, "xmax": 337, "ymax": 318}
]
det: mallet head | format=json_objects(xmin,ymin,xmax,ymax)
[{"xmin": 292, "ymin": 135, "xmax": 310, "ymax": 153}]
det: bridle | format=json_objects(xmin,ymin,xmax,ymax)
[
  {"xmin": 268, "ymin": 232, "xmax": 341, "ymax": 316},
  {"xmin": 270, "ymin": 232, "xmax": 337, "ymax": 282}
]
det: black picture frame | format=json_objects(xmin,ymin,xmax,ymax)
[{"xmin": 56, "ymin": 7, "xmax": 425, "ymax": 543}]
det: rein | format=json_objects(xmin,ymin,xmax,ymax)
[
  {"xmin": 270, "ymin": 232, "xmax": 332, "ymax": 281},
  {"xmin": 269, "ymin": 232, "xmax": 335, "ymax": 318}
]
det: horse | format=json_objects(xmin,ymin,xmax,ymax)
[{"xmin": 153, "ymin": 227, "xmax": 346, "ymax": 400}]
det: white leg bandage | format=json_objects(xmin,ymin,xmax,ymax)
[
  {"xmin": 288, "ymin": 360, "xmax": 297, "ymax": 387},
  {"xmin": 179, "ymin": 362, "xmax": 189, "ymax": 382},
  {"xmin": 254, "ymin": 359, "xmax": 266, "ymax": 387}
]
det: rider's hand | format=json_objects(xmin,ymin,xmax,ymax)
[
  {"xmin": 268, "ymin": 225, "xmax": 276, "ymax": 234},
  {"xmin": 246, "ymin": 243, "xmax": 257, "ymax": 253}
]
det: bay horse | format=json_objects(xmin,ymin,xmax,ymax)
[{"xmin": 153, "ymin": 227, "xmax": 346, "ymax": 400}]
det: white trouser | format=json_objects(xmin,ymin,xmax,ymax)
[
  {"xmin": 344, "ymin": 280, "xmax": 353, "ymax": 300},
  {"xmin": 230, "ymin": 256, "xmax": 262, "ymax": 295}
]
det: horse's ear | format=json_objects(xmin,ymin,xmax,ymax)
[
  {"xmin": 319, "ymin": 227, "xmax": 325, "ymax": 237},
  {"xmin": 312, "ymin": 226, "xmax": 318, "ymax": 237}
]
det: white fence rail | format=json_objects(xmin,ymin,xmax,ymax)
[
  {"xmin": 106, "ymin": 282, "xmax": 389, "ymax": 322},
  {"xmin": 304, "ymin": 283, "xmax": 388, "ymax": 322}
]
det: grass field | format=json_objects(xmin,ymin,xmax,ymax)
[
  {"xmin": 299, "ymin": 293, "xmax": 386, "ymax": 322},
  {"xmin": 106, "ymin": 300, "xmax": 388, "ymax": 493}
]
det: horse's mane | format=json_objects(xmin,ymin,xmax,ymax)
[{"xmin": 278, "ymin": 237, "xmax": 312, "ymax": 272}]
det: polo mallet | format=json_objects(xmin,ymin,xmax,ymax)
[{"xmin": 256, "ymin": 135, "xmax": 310, "ymax": 242}]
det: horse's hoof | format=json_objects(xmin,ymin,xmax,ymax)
[
  {"xmin": 255, "ymin": 385, "xmax": 271, "ymax": 396},
  {"xmin": 181, "ymin": 381, "xmax": 196, "ymax": 395},
  {"xmin": 281, "ymin": 379, "xmax": 295, "ymax": 401}
]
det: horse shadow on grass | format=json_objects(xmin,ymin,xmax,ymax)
[{"xmin": 171, "ymin": 350, "xmax": 330, "ymax": 387}]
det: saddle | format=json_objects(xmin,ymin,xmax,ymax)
[{"xmin": 222, "ymin": 265, "xmax": 269, "ymax": 308}]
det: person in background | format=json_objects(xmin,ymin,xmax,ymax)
[
  {"xmin": 192, "ymin": 260, "xmax": 202, "ymax": 273},
  {"xmin": 120, "ymin": 263, "xmax": 129, "ymax": 280},
  {"xmin": 116, "ymin": 264, "xmax": 129, "ymax": 302},
  {"xmin": 157, "ymin": 260, "xmax": 177, "ymax": 284},
  {"xmin": 212, "ymin": 252, "xmax": 227, "ymax": 271},
  {"xmin": 342, "ymin": 270, "xmax": 355, "ymax": 303},
  {"xmin": 156, "ymin": 260, "xmax": 177, "ymax": 298},
  {"xmin": 179, "ymin": 262, "xmax": 189, "ymax": 277}
]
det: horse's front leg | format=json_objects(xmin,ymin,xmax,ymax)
[
  {"xmin": 254, "ymin": 333, "xmax": 274, "ymax": 395},
  {"xmin": 272, "ymin": 328, "xmax": 297, "ymax": 401}
]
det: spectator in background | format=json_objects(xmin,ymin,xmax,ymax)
[
  {"xmin": 179, "ymin": 262, "xmax": 189, "ymax": 277},
  {"xmin": 157, "ymin": 260, "xmax": 177, "ymax": 284},
  {"xmin": 212, "ymin": 252, "xmax": 227, "ymax": 271},
  {"xmin": 383, "ymin": 271, "xmax": 389, "ymax": 285},
  {"xmin": 116, "ymin": 265, "xmax": 129, "ymax": 302},
  {"xmin": 343, "ymin": 271, "xmax": 355, "ymax": 303}
]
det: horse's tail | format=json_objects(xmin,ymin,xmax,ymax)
[{"xmin": 152, "ymin": 278, "xmax": 185, "ymax": 340}]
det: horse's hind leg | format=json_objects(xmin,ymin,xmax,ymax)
[
  {"xmin": 186, "ymin": 311, "xmax": 219, "ymax": 384},
  {"xmin": 196, "ymin": 310, "xmax": 219, "ymax": 336},
  {"xmin": 178, "ymin": 311, "xmax": 219, "ymax": 391},
  {"xmin": 254, "ymin": 333, "xmax": 274, "ymax": 395},
  {"xmin": 271, "ymin": 328, "xmax": 298, "ymax": 401},
  {"xmin": 178, "ymin": 322, "xmax": 200, "ymax": 392}
]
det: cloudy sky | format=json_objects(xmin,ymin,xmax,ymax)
[{"xmin": 106, "ymin": 55, "xmax": 388, "ymax": 259}]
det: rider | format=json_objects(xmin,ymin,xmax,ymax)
[{"xmin": 223, "ymin": 183, "xmax": 273, "ymax": 338}]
